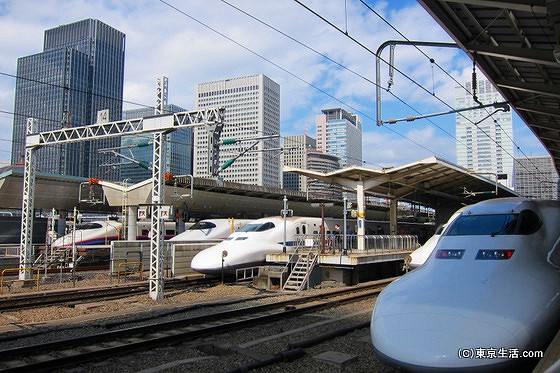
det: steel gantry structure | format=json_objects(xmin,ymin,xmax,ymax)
[{"xmin": 20, "ymin": 108, "xmax": 225, "ymax": 300}]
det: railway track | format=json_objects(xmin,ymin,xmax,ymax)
[
  {"xmin": 0, "ymin": 277, "xmax": 218, "ymax": 311},
  {"xmin": 0, "ymin": 278, "xmax": 394, "ymax": 372}
]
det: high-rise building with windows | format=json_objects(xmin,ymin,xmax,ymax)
[
  {"xmin": 194, "ymin": 74, "xmax": 281, "ymax": 187},
  {"xmin": 514, "ymin": 156, "xmax": 559, "ymax": 199},
  {"xmin": 11, "ymin": 19, "xmax": 125, "ymax": 180},
  {"xmin": 316, "ymin": 108, "xmax": 362, "ymax": 167},
  {"xmin": 121, "ymin": 104, "xmax": 192, "ymax": 184},
  {"xmin": 455, "ymin": 78, "xmax": 514, "ymax": 188},
  {"xmin": 282, "ymin": 134, "xmax": 316, "ymax": 192}
]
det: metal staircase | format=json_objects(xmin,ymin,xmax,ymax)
[
  {"xmin": 33, "ymin": 246, "xmax": 84, "ymax": 269},
  {"xmin": 282, "ymin": 251, "xmax": 318, "ymax": 292}
]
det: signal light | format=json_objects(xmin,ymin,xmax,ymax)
[
  {"xmin": 475, "ymin": 249, "xmax": 514, "ymax": 260},
  {"xmin": 435, "ymin": 249, "xmax": 465, "ymax": 259}
]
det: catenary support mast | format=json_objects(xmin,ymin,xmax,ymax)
[{"xmin": 21, "ymin": 108, "xmax": 225, "ymax": 301}]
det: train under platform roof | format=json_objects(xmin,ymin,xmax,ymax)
[
  {"xmin": 0, "ymin": 157, "xmax": 516, "ymax": 218},
  {"xmin": 284, "ymin": 156, "xmax": 517, "ymax": 209},
  {"xmin": 418, "ymin": 0, "xmax": 560, "ymax": 174}
]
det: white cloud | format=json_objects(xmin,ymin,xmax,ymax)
[{"xmin": 0, "ymin": 0, "xmax": 548, "ymax": 167}]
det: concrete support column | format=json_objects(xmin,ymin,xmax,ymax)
[
  {"xmin": 356, "ymin": 180, "xmax": 365, "ymax": 251},
  {"xmin": 127, "ymin": 206, "xmax": 138, "ymax": 240},
  {"xmin": 390, "ymin": 198, "xmax": 398, "ymax": 235},
  {"xmin": 175, "ymin": 208, "xmax": 186, "ymax": 234},
  {"xmin": 56, "ymin": 210, "xmax": 67, "ymax": 237}
]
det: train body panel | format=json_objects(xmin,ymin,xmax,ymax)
[
  {"xmin": 408, "ymin": 206, "xmax": 466, "ymax": 269},
  {"xmin": 51, "ymin": 220, "xmax": 123, "ymax": 248},
  {"xmin": 169, "ymin": 219, "xmax": 252, "ymax": 242},
  {"xmin": 190, "ymin": 216, "xmax": 334, "ymax": 276},
  {"xmin": 51, "ymin": 220, "xmax": 178, "ymax": 248},
  {"xmin": 371, "ymin": 198, "xmax": 560, "ymax": 372}
]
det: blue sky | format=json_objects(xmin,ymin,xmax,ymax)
[{"xmin": 0, "ymin": 0, "xmax": 549, "ymax": 169}]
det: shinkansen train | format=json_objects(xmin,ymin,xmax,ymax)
[
  {"xmin": 371, "ymin": 198, "xmax": 560, "ymax": 372},
  {"xmin": 170, "ymin": 219, "xmax": 252, "ymax": 241},
  {"xmin": 189, "ymin": 216, "xmax": 427, "ymax": 276},
  {"xmin": 190, "ymin": 216, "xmax": 332, "ymax": 276},
  {"xmin": 51, "ymin": 220, "xmax": 178, "ymax": 248},
  {"xmin": 407, "ymin": 205, "xmax": 467, "ymax": 269}
]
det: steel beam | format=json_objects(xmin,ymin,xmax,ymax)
[{"xmin": 21, "ymin": 108, "xmax": 225, "ymax": 297}]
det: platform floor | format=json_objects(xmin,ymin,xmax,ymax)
[
  {"xmin": 266, "ymin": 250, "xmax": 412, "ymax": 267},
  {"xmin": 533, "ymin": 327, "xmax": 560, "ymax": 373}
]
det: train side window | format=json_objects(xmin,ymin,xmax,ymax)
[
  {"xmin": 302, "ymin": 225, "xmax": 307, "ymax": 235},
  {"xmin": 517, "ymin": 210, "xmax": 542, "ymax": 235},
  {"xmin": 296, "ymin": 227, "xmax": 300, "ymax": 235}
]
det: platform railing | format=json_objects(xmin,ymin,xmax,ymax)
[{"xmin": 293, "ymin": 234, "xmax": 419, "ymax": 255}]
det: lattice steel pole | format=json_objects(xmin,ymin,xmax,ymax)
[
  {"xmin": 20, "ymin": 118, "xmax": 37, "ymax": 280},
  {"xmin": 149, "ymin": 131, "xmax": 166, "ymax": 300}
]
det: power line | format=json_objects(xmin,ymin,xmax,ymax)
[{"xmin": 293, "ymin": 0, "xmax": 545, "ymax": 182}]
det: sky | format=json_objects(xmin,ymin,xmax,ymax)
[{"xmin": 0, "ymin": 0, "xmax": 549, "ymax": 170}]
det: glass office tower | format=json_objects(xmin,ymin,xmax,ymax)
[
  {"xmin": 11, "ymin": 19, "xmax": 125, "ymax": 180},
  {"xmin": 121, "ymin": 104, "xmax": 193, "ymax": 184}
]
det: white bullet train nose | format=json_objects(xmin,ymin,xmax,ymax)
[
  {"xmin": 371, "ymin": 303, "xmax": 521, "ymax": 371},
  {"xmin": 190, "ymin": 245, "xmax": 225, "ymax": 275}
]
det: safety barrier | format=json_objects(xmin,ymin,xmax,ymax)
[
  {"xmin": 236, "ymin": 266, "xmax": 260, "ymax": 282},
  {"xmin": 117, "ymin": 261, "xmax": 143, "ymax": 283},
  {"xmin": 293, "ymin": 234, "xmax": 419, "ymax": 254},
  {"xmin": 0, "ymin": 267, "xmax": 40, "ymax": 293}
]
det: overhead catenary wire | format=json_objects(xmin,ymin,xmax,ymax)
[
  {"xmin": 292, "ymin": 0, "xmax": 547, "ymax": 181},
  {"xmin": 0, "ymin": 1, "xmax": 550, "ymax": 186}
]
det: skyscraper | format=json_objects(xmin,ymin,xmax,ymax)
[
  {"xmin": 316, "ymin": 108, "xmax": 362, "ymax": 167},
  {"xmin": 455, "ymin": 78, "xmax": 514, "ymax": 188},
  {"xmin": 194, "ymin": 74, "xmax": 281, "ymax": 187},
  {"xmin": 282, "ymin": 134, "xmax": 316, "ymax": 191},
  {"xmin": 121, "ymin": 104, "xmax": 192, "ymax": 184},
  {"xmin": 11, "ymin": 19, "xmax": 125, "ymax": 180},
  {"xmin": 120, "ymin": 77, "xmax": 193, "ymax": 184},
  {"xmin": 514, "ymin": 156, "xmax": 559, "ymax": 199}
]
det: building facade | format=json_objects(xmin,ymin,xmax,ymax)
[
  {"xmin": 455, "ymin": 78, "xmax": 514, "ymax": 188},
  {"xmin": 11, "ymin": 19, "xmax": 125, "ymax": 181},
  {"xmin": 316, "ymin": 108, "xmax": 362, "ymax": 167},
  {"xmin": 306, "ymin": 150, "xmax": 342, "ymax": 200},
  {"xmin": 121, "ymin": 104, "xmax": 192, "ymax": 184},
  {"xmin": 282, "ymin": 134, "xmax": 316, "ymax": 192},
  {"xmin": 514, "ymin": 156, "xmax": 559, "ymax": 199},
  {"xmin": 194, "ymin": 74, "xmax": 281, "ymax": 187}
]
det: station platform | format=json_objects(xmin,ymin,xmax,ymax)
[
  {"xmin": 533, "ymin": 327, "xmax": 560, "ymax": 373},
  {"xmin": 263, "ymin": 249, "xmax": 411, "ymax": 289}
]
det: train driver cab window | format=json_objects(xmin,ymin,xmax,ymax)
[
  {"xmin": 302, "ymin": 225, "xmax": 307, "ymax": 235},
  {"xmin": 189, "ymin": 221, "xmax": 217, "ymax": 230},
  {"xmin": 76, "ymin": 222, "xmax": 103, "ymax": 230},
  {"xmin": 239, "ymin": 222, "xmax": 275, "ymax": 232},
  {"xmin": 296, "ymin": 227, "xmax": 300, "ymax": 235},
  {"xmin": 445, "ymin": 210, "xmax": 542, "ymax": 236}
]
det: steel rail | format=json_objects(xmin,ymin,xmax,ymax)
[{"xmin": 0, "ymin": 278, "xmax": 394, "ymax": 372}]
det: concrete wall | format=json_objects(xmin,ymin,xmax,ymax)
[
  {"xmin": 110, "ymin": 240, "xmax": 220, "ymax": 277},
  {"xmin": 172, "ymin": 241, "xmax": 220, "ymax": 276}
]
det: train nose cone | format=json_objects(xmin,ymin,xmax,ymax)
[{"xmin": 371, "ymin": 312, "xmax": 519, "ymax": 370}]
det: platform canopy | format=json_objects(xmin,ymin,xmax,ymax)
[
  {"xmin": 418, "ymin": 0, "xmax": 560, "ymax": 174},
  {"xmin": 284, "ymin": 156, "xmax": 517, "ymax": 209}
]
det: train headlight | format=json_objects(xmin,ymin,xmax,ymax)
[
  {"xmin": 475, "ymin": 249, "xmax": 514, "ymax": 260},
  {"xmin": 435, "ymin": 249, "xmax": 465, "ymax": 259}
]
